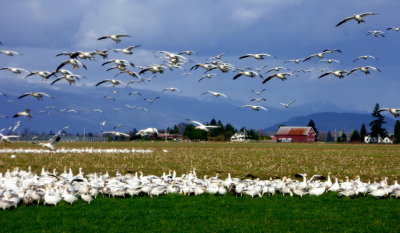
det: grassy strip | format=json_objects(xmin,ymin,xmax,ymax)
[{"xmin": 0, "ymin": 193, "xmax": 399, "ymax": 233}]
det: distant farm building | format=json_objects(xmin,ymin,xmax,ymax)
[
  {"xmin": 274, "ymin": 126, "xmax": 316, "ymax": 142},
  {"xmin": 230, "ymin": 132, "xmax": 248, "ymax": 142}
]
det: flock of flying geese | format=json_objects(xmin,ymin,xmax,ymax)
[
  {"xmin": 0, "ymin": 10, "xmax": 399, "ymax": 139},
  {"xmin": 0, "ymin": 168, "xmax": 399, "ymax": 210}
]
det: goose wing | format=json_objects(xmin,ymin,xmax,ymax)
[
  {"xmin": 50, "ymin": 77, "xmax": 64, "ymax": 85},
  {"xmin": 377, "ymin": 108, "xmax": 390, "ymax": 112},
  {"xmin": 205, "ymin": 125, "xmax": 221, "ymax": 129},
  {"xmin": 336, "ymin": 15, "xmax": 355, "ymax": 27},
  {"xmin": 186, "ymin": 119, "xmax": 204, "ymax": 127},
  {"xmin": 366, "ymin": 66, "xmax": 381, "ymax": 72},
  {"xmin": 359, "ymin": 12, "xmax": 376, "ymax": 17},
  {"xmin": 97, "ymin": 36, "xmax": 110, "ymax": 40},
  {"xmin": 56, "ymin": 60, "xmax": 70, "ymax": 71},
  {"xmin": 318, "ymin": 72, "xmax": 331, "ymax": 78},
  {"xmin": 18, "ymin": 93, "xmax": 33, "ymax": 99},
  {"xmin": 38, "ymin": 92, "xmax": 54, "ymax": 98},
  {"xmin": 233, "ymin": 73, "xmax": 243, "ymax": 80},
  {"xmin": 262, "ymin": 74, "xmax": 276, "ymax": 84},
  {"xmin": 239, "ymin": 55, "xmax": 251, "ymax": 59},
  {"xmin": 95, "ymin": 80, "xmax": 111, "ymax": 86}
]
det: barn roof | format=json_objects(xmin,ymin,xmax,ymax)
[{"xmin": 275, "ymin": 126, "xmax": 315, "ymax": 136}]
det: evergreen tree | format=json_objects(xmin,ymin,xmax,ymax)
[
  {"xmin": 337, "ymin": 132, "xmax": 347, "ymax": 142},
  {"xmin": 360, "ymin": 123, "xmax": 367, "ymax": 143},
  {"xmin": 369, "ymin": 103, "xmax": 387, "ymax": 138},
  {"xmin": 172, "ymin": 125, "xmax": 180, "ymax": 134},
  {"xmin": 223, "ymin": 123, "xmax": 236, "ymax": 140},
  {"xmin": 307, "ymin": 119, "xmax": 319, "ymax": 141},
  {"xmin": 394, "ymin": 120, "xmax": 400, "ymax": 144},
  {"xmin": 350, "ymin": 130, "xmax": 361, "ymax": 142}
]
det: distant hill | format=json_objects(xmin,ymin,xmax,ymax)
[{"xmin": 264, "ymin": 112, "xmax": 397, "ymax": 133}]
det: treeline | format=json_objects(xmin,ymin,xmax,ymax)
[
  {"xmin": 168, "ymin": 119, "xmax": 262, "ymax": 141},
  {"xmin": 325, "ymin": 103, "xmax": 400, "ymax": 143}
]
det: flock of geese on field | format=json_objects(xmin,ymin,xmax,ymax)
[
  {"xmin": 0, "ymin": 168, "xmax": 399, "ymax": 210},
  {"xmin": 0, "ymin": 11, "xmax": 399, "ymax": 139}
]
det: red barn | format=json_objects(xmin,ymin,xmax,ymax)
[{"xmin": 274, "ymin": 126, "xmax": 316, "ymax": 142}]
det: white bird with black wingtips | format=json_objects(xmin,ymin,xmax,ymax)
[{"xmin": 186, "ymin": 119, "xmax": 221, "ymax": 131}]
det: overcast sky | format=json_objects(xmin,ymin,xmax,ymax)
[{"xmin": 1, "ymin": 0, "xmax": 399, "ymax": 128}]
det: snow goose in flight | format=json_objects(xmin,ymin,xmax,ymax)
[
  {"xmin": 102, "ymin": 131, "xmax": 130, "ymax": 137},
  {"xmin": 93, "ymin": 109, "xmax": 103, "ymax": 113},
  {"xmin": 178, "ymin": 50, "xmax": 195, "ymax": 55},
  {"xmin": 233, "ymin": 71, "xmax": 263, "ymax": 80},
  {"xmin": 348, "ymin": 66, "xmax": 381, "ymax": 75},
  {"xmin": 18, "ymin": 92, "xmax": 54, "ymax": 100},
  {"xmin": 51, "ymin": 74, "xmax": 82, "ymax": 85},
  {"xmin": 24, "ymin": 71, "xmax": 51, "ymax": 80},
  {"xmin": 251, "ymin": 89, "xmax": 266, "ymax": 95},
  {"xmin": 56, "ymin": 59, "xmax": 87, "ymax": 71},
  {"xmin": 198, "ymin": 73, "xmax": 216, "ymax": 82},
  {"xmin": 318, "ymin": 70, "xmax": 349, "ymax": 79},
  {"xmin": 113, "ymin": 124, "xmax": 125, "ymax": 130},
  {"xmin": 113, "ymin": 45, "xmax": 141, "ymax": 55},
  {"xmin": 158, "ymin": 51, "xmax": 189, "ymax": 65},
  {"xmin": 190, "ymin": 63, "xmax": 216, "ymax": 72},
  {"xmin": 208, "ymin": 53, "xmax": 226, "ymax": 60},
  {"xmin": 239, "ymin": 53, "xmax": 274, "ymax": 60},
  {"xmin": 353, "ymin": 55, "xmax": 377, "ymax": 62},
  {"xmin": 250, "ymin": 98, "xmax": 267, "ymax": 102},
  {"xmin": 240, "ymin": 105, "xmax": 269, "ymax": 112},
  {"xmin": 144, "ymin": 96, "xmax": 160, "ymax": 103},
  {"xmin": 377, "ymin": 108, "xmax": 400, "ymax": 118},
  {"xmin": 97, "ymin": 34, "xmax": 131, "ymax": 43},
  {"xmin": 128, "ymin": 91, "xmax": 141, "ymax": 96},
  {"xmin": 104, "ymin": 96, "xmax": 116, "ymax": 101},
  {"xmin": 162, "ymin": 88, "xmax": 179, "ymax": 92},
  {"xmin": 46, "ymin": 69, "xmax": 73, "ymax": 79},
  {"xmin": 262, "ymin": 72, "xmax": 293, "ymax": 84},
  {"xmin": 56, "ymin": 51, "xmax": 95, "ymax": 60},
  {"xmin": 279, "ymin": 100, "xmax": 296, "ymax": 108},
  {"xmin": 13, "ymin": 109, "xmax": 32, "ymax": 118},
  {"xmin": 93, "ymin": 49, "xmax": 110, "ymax": 59},
  {"xmin": 115, "ymin": 70, "xmax": 141, "ymax": 79},
  {"xmin": 186, "ymin": 119, "xmax": 221, "ymax": 131},
  {"xmin": 102, "ymin": 59, "xmax": 135, "ymax": 68},
  {"xmin": 303, "ymin": 49, "xmax": 342, "ymax": 62},
  {"xmin": 265, "ymin": 67, "xmax": 288, "ymax": 74},
  {"xmin": 139, "ymin": 65, "xmax": 166, "ymax": 75},
  {"xmin": 336, "ymin": 12, "xmax": 377, "ymax": 27},
  {"xmin": 0, "ymin": 133, "xmax": 19, "ymax": 144},
  {"xmin": 284, "ymin": 58, "xmax": 304, "ymax": 64},
  {"xmin": 95, "ymin": 79, "xmax": 126, "ymax": 87},
  {"xmin": 136, "ymin": 128, "xmax": 159, "ymax": 137},
  {"xmin": 212, "ymin": 63, "xmax": 235, "ymax": 73},
  {"xmin": 367, "ymin": 30, "xmax": 385, "ymax": 37},
  {"xmin": 0, "ymin": 67, "xmax": 28, "ymax": 74},
  {"xmin": 387, "ymin": 27, "xmax": 400, "ymax": 31},
  {"xmin": 38, "ymin": 134, "xmax": 61, "ymax": 151},
  {"xmin": 0, "ymin": 50, "xmax": 22, "ymax": 56},
  {"xmin": 319, "ymin": 59, "xmax": 341, "ymax": 64},
  {"xmin": 201, "ymin": 91, "xmax": 227, "ymax": 98}
]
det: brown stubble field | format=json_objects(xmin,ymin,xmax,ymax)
[{"xmin": 0, "ymin": 141, "xmax": 399, "ymax": 182}]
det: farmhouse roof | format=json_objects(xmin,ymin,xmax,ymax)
[{"xmin": 275, "ymin": 126, "xmax": 315, "ymax": 136}]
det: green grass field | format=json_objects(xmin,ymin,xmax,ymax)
[
  {"xmin": 1, "ymin": 142, "xmax": 400, "ymax": 232},
  {"xmin": 1, "ymin": 194, "xmax": 399, "ymax": 233}
]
